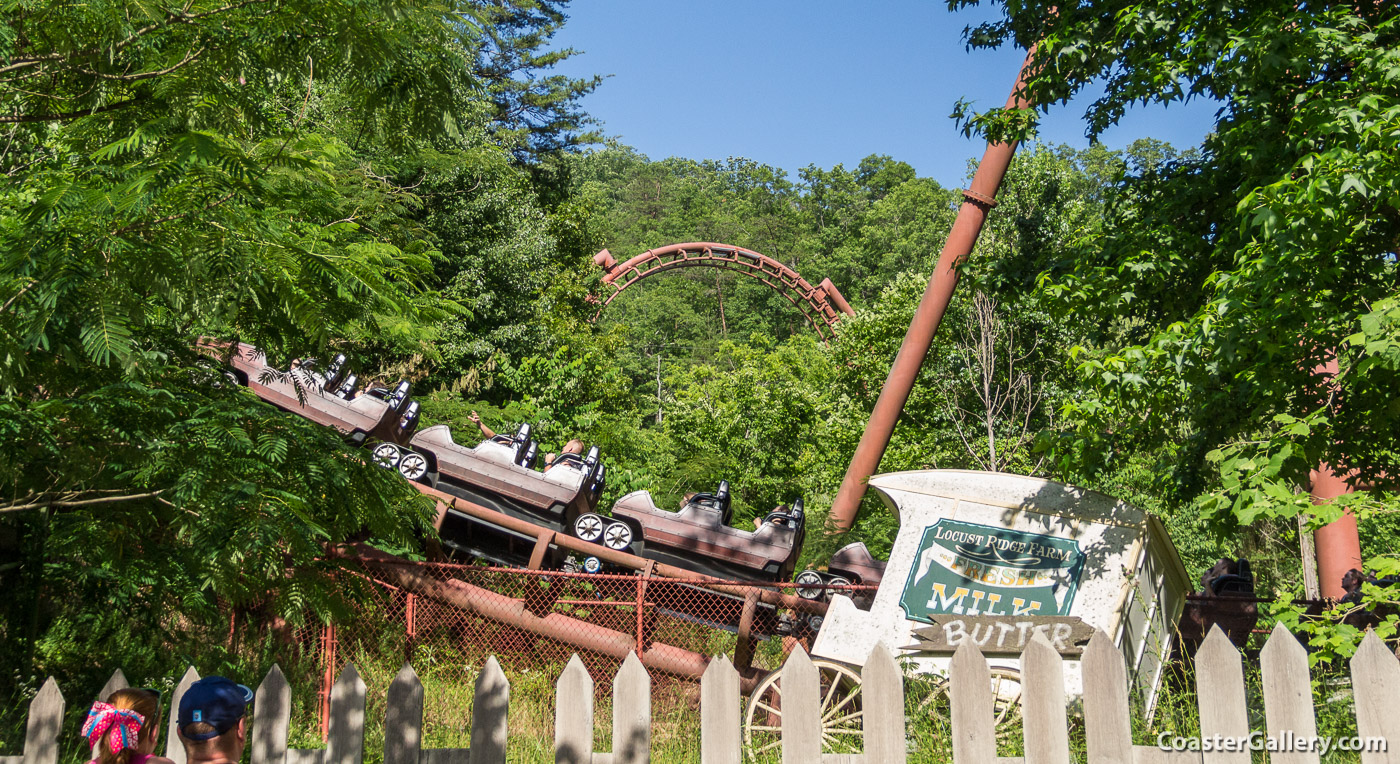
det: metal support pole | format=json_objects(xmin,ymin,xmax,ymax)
[
  {"xmin": 1310, "ymin": 463, "xmax": 1364, "ymax": 599},
  {"xmin": 1307, "ymin": 356, "xmax": 1365, "ymax": 599},
  {"xmin": 829, "ymin": 49, "xmax": 1038, "ymax": 530},
  {"xmin": 634, "ymin": 562, "xmax": 654, "ymax": 656}
]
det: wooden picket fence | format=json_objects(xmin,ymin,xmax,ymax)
[{"xmin": 3, "ymin": 625, "xmax": 1398, "ymax": 764}]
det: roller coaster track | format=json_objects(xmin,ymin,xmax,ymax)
[
  {"xmin": 201, "ymin": 340, "xmax": 875, "ymax": 686},
  {"xmin": 591, "ymin": 242, "xmax": 854, "ymax": 341},
  {"xmin": 342, "ymin": 481, "xmax": 837, "ymax": 686}
]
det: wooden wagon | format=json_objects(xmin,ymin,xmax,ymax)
[{"xmin": 744, "ymin": 470, "xmax": 1192, "ymax": 755}]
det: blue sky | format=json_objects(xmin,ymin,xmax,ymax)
[{"xmin": 551, "ymin": 0, "xmax": 1220, "ymax": 188}]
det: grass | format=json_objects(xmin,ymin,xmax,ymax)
[{"xmin": 4, "ymin": 596, "xmax": 1382, "ymax": 764}]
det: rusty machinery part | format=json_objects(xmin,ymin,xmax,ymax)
[
  {"xmin": 348, "ymin": 547, "xmax": 726, "ymax": 686},
  {"xmin": 828, "ymin": 48, "xmax": 1040, "ymax": 530},
  {"xmin": 591, "ymin": 242, "xmax": 855, "ymax": 342}
]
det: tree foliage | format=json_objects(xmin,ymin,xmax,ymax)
[
  {"xmin": 474, "ymin": 0, "xmax": 604, "ymax": 162},
  {"xmin": 0, "ymin": 0, "xmax": 500, "ymax": 687},
  {"xmin": 954, "ymin": 0, "xmax": 1400, "ymax": 656}
]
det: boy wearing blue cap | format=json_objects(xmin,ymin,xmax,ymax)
[{"xmin": 176, "ymin": 677, "xmax": 253, "ymax": 764}]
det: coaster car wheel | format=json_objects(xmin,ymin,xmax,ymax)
[
  {"xmin": 372, "ymin": 443, "xmax": 401, "ymax": 468},
  {"xmin": 398, "ymin": 452, "xmax": 429, "ymax": 482},
  {"xmin": 823, "ymin": 575, "xmax": 851, "ymax": 601},
  {"xmin": 602, "ymin": 521, "xmax": 633, "ymax": 551},
  {"xmin": 794, "ymin": 570, "xmax": 826, "ymax": 600},
  {"xmin": 574, "ymin": 513, "xmax": 606, "ymax": 543}
]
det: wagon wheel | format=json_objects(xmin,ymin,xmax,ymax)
[
  {"xmin": 742, "ymin": 659, "xmax": 864, "ymax": 760},
  {"xmin": 913, "ymin": 667, "xmax": 1024, "ymax": 739}
]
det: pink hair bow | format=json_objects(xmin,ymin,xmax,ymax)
[{"xmin": 81, "ymin": 702, "xmax": 144, "ymax": 753}]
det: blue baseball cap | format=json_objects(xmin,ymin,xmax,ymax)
[{"xmin": 177, "ymin": 677, "xmax": 252, "ymax": 741}]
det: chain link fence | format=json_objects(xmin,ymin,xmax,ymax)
[{"xmin": 296, "ymin": 558, "xmax": 877, "ymax": 756}]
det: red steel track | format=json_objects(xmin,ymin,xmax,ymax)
[
  {"xmin": 592, "ymin": 242, "xmax": 854, "ymax": 341},
  {"xmin": 331, "ymin": 480, "xmax": 865, "ymax": 690}
]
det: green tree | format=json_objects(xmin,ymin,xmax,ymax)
[
  {"xmin": 953, "ymin": 0, "xmax": 1400, "ymax": 654},
  {"xmin": 475, "ymin": 0, "xmax": 604, "ymax": 162},
  {"xmin": 0, "ymin": 0, "xmax": 485, "ymax": 687}
]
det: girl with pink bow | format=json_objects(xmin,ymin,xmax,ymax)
[{"xmin": 81, "ymin": 688, "xmax": 176, "ymax": 764}]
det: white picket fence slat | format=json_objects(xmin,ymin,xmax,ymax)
[
  {"xmin": 6, "ymin": 626, "xmax": 1398, "ymax": 764},
  {"xmin": 1082, "ymin": 630, "xmax": 1132, "ymax": 764},
  {"xmin": 1350, "ymin": 632, "xmax": 1400, "ymax": 764},
  {"xmin": 165, "ymin": 667, "xmax": 200, "ymax": 764},
  {"xmin": 252, "ymin": 664, "xmax": 293, "ymax": 764},
  {"xmin": 700, "ymin": 656, "xmax": 740, "ymax": 764},
  {"xmin": 1195, "ymin": 627, "xmax": 1250, "ymax": 764},
  {"xmin": 1261, "ymin": 624, "xmax": 1320, "ymax": 764}
]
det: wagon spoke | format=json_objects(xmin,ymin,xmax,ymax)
[
  {"xmin": 752, "ymin": 738, "xmax": 782, "ymax": 755},
  {"xmin": 827, "ymin": 709, "xmax": 863, "ymax": 728},
  {"xmin": 820, "ymin": 675, "xmax": 842, "ymax": 710},
  {"xmin": 822, "ymin": 686, "xmax": 861, "ymax": 721}
]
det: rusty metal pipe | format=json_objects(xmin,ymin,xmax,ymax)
[
  {"xmin": 829, "ymin": 50, "xmax": 1039, "ymax": 530},
  {"xmin": 1310, "ymin": 463, "xmax": 1364, "ymax": 599},
  {"xmin": 347, "ymin": 546, "xmax": 768, "ymax": 691},
  {"xmin": 1306, "ymin": 356, "xmax": 1365, "ymax": 599}
]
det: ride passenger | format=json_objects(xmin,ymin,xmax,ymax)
[
  {"xmin": 544, "ymin": 439, "xmax": 585, "ymax": 472},
  {"xmin": 754, "ymin": 505, "xmax": 791, "ymax": 528},
  {"xmin": 467, "ymin": 410, "xmax": 496, "ymax": 440},
  {"xmin": 81, "ymin": 688, "xmax": 176, "ymax": 764}
]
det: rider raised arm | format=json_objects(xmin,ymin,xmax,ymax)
[{"xmin": 467, "ymin": 410, "xmax": 496, "ymax": 440}]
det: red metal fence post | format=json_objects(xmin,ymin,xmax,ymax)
[
  {"xmin": 634, "ymin": 563, "xmax": 654, "ymax": 656},
  {"xmin": 318, "ymin": 622, "xmax": 336, "ymax": 740},
  {"xmin": 405, "ymin": 592, "xmax": 417, "ymax": 663}
]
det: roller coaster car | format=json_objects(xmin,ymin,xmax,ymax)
[
  {"xmin": 1177, "ymin": 557, "xmax": 1259, "ymax": 648},
  {"xmin": 377, "ymin": 423, "xmax": 606, "ymax": 539},
  {"xmin": 1338, "ymin": 569, "xmax": 1399, "ymax": 629},
  {"xmin": 605, "ymin": 481, "xmax": 806, "ymax": 581},
  {"xmin": 217, "ymin": 342, "xmax": 419, "ymax": 446},
  {"xmin": 794, "ymin": 542, "xmax": 887, "ymax": 609}
]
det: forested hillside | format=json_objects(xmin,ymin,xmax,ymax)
[{"xmin": 2, "ymin": 0, "xmax": 1396, "ymax": 725}]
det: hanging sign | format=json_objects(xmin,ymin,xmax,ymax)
[
  {"xmin": 903, "ymin": 615, "xmax": 1096, "ymax": 655},
  {"xmin": 898, "ymin": 518, "xmax": 1086, "ymax": 624}
]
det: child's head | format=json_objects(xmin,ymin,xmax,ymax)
[{"xmin": 83, "ymin": 688, "xmax": 163, "ymax": 764}]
